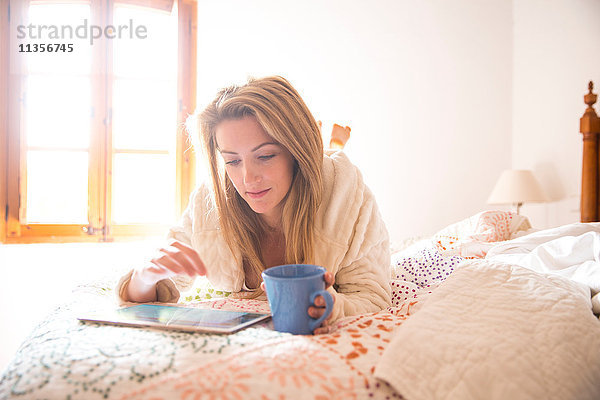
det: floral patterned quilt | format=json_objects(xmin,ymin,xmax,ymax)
[{"xmin": 0, "ymin": 280, "xmax": 427, "ymax": 400}]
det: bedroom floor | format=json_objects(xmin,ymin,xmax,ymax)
[{"xmin": 0, "ymin": 238, "xmax": 163, "ymax": 373}]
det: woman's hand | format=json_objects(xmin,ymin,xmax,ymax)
[
  {"xmin": 310, "ymin": 271, "xmax": 335, "ymax": 335},
  {"xmin": 146, "ymin": 239, "xmax": 207, "ymax": 282},
  {"xmin": 259, "ymin": 271, "xmax": 336, "ymax": 335},
  {"xmin": 128, "ymin": 240, "xmax": 207, "ymax": 302}
]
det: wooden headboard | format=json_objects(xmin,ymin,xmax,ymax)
[{"xmin": 580, "ymin": 81, "xmax": 600, "ymax": 222}]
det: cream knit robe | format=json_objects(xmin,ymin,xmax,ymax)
[{"xmin": 117, "ymin": 151, "xmax": 391, "ymax": 323}]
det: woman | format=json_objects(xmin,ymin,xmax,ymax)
[{"xmin": 116, "ymin": 76, "xmax": 391, "ymax": 334}]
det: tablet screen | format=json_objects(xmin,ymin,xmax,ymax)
[{"xmin": 79, "ymin": 304, "xmax": 270, "ymax": 333}]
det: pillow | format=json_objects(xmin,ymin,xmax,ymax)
[
  {"xmin": 392, "ymin": 245, "xmax": 464, "ymax": 291},
  {"xmin": 433, "ymin": 211, "xmax": 531, "ymax": 258}
]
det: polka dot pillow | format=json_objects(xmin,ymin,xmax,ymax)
[{"xmin": 391, "ymin": 246, "xmax": 464, "ymax": 307}]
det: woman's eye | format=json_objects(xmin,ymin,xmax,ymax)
[
  {"xmin": 225, "ymin": 159, "xmax": 240, "ymax": 166},
  {"xmin": 259, "ymin": 155, "xmax": 275, "ymax": 161}
]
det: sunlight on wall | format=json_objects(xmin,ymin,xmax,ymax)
[{"xmin": 194, "ymin": 0, "xmax": 513, "ymax": 240}]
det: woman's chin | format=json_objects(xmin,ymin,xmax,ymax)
[{"xmin": 246, "ymin": 202, "xmax": 271, "ymax": 215}]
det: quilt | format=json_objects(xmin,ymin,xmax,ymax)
[
  {"xmin": 0, "ymin": 281, "xmax": 425, "ymax": 400},
  {"xmin": 376, "ymin": 260, "xmax": 600, "ymax": 400}
]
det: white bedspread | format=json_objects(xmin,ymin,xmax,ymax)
[
  {"xmin": 374, "ymin": 260, "xmax": 600, "ymax": 400},
  {"xmin": 487, "ymin": 222, "xmax": 600, "ymax": 313},
  {"xmin": 486, "ymin": 222, "xmax": 600, "ymax": 290}
]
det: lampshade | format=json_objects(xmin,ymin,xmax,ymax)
[{"xmin": 487, "ymin": 169, "xmax": 547, "ymax": 207}]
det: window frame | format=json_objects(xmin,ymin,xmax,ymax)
[
  {"xmin": 1, "ymin": 0, "xmax": 197, "ymax": 243},
  {"xmin": 0, "ymin": 0, "xmax": 9, "ymax": 243}
]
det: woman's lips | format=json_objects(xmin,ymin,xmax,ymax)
[{"xmin": 247, "ymin": 188, "xmax": 270, "ymax": 199}]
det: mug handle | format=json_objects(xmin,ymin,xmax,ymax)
[{"xmin": 308, "ymin": 290, "xmax": 334, "ymax": 333}]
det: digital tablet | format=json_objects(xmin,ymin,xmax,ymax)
[{"xmin": 78, "ymin": 304, "xmax": 271, "ymax": 333}]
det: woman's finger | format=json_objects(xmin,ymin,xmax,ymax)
[
  {"xmin": 313, "ymin": 324, "xmax": 332, "ymax": 335},
  {"xmin": 155, "ymin": 241, "xmax": 206, "ymax": 277},
  {"xmin": 151, "ymin": 245, "xmax": 200, "ymax": 277},
  {"xmin": 324, "ymin": 272, "xmax": 334, "ymax": 288},
  {"xmin": 308, "ymin": 305, "xmax": 325, "ymax": 319},
  {"xmin": 146, "ymin": 263, "xmax": 169, "ymax": 275},
  {"xmin": 150, "ymin": 256, "xmax": 186, "ymax": 276},
  {"xmin": 158, "ymin": 246, "xmax": 191, "ymax": 270},
  {"xmin": 313, "ymin": 294, "xmax": 325, "ymax": 307},
  {"xmin": 169, "ymin": 240, "xmax": 207, "ymax": 275},
  {"xmin": 136, "ymin": 262, "xmax": 174, "ymax": 284}
]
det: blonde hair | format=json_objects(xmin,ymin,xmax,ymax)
[{"xmin": 189, "ymin": 76, "xmax": 324, "ymax": 295}]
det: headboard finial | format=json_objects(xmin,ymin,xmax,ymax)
[{"xmin": 584, "ymin": 81, "xmax": 597, "ymax": 109}]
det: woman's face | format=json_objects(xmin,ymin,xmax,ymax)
[{"xmin": 215, "ymin": 116, "xmax": 296, "ymax": 228}]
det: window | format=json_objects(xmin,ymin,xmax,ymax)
[{"xmin": 0, "ymin": 0, "xmax": 197, "ymax": 243}]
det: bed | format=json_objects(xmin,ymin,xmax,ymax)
[{"xmin": 1, "ymin": 84, "xmax": 600, "ymax": 400}]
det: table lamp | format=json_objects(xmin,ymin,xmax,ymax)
[{"xmin": 487, "ymin": 169, "xmax": 547, "ymax": 214}]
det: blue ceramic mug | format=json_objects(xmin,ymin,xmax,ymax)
[{"xmin": 262, "ymin": 264, "xmax": 334, "ymax": 335}]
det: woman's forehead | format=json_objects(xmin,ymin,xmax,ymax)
[{"xmin": 215, "ymin": 116, "xmax": 278, "ymax": 153}]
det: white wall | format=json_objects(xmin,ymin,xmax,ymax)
[
  {"xmin": 195, "ymin": 0, "xmax": 513, "ymax": 241},
  {"xmin": 512, "ymin": 0, "xmax": 600, "ymax": 228}
]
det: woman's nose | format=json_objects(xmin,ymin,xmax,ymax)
[{"xmin": 243, "ymin": 164, "xmax": 261, "ymax": 185}]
